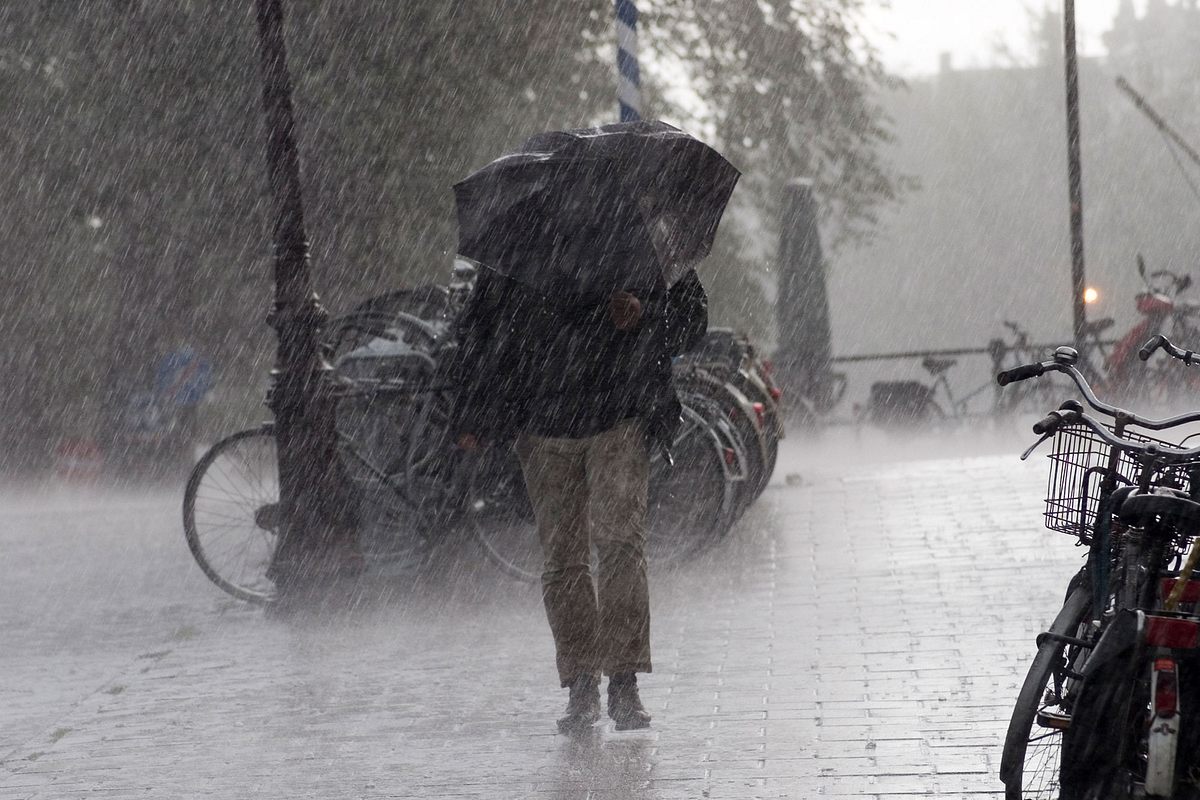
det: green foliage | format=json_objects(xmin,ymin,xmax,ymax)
[
  {"xmin": 643, "ymin": 0, "xmax": 910, "ymax": 251},
  {"xmin": 0, "ymin": 0, "xmax": 903, "ymax": 469},
  {"xmin": 636, "ymin": 0, "xmax": 911, "ymax": 340}
]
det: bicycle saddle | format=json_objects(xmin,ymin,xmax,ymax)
[
  {"xmin": 921, "ymin": 356, "xmax": 957, "ymax": 376},
  {"xmin": 1118, "ymin": 488, "xmax": 1200, "ymax": 531}
]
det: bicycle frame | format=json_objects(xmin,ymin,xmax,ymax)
[
  {"xmin": 931, "ymin": 369, "xmax": 1000, "ymax": 418},
  {"xmin": 1000, "ymin": 342, "xmax": 1200, "ymax": 798}
]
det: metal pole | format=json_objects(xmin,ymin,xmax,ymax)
[
  {"xmin": 254, "ymin": 0, "xmax": 358, "ymax": 592},
  {"xmin": 1063, "ymin": 0, "xmax": 1088, "ymax": 349},
  {"xmin": 1115, "ymin": 75, "xmax": 1200, "ymax": 169},
  {"xmin": 614, "ymin": 0, "xmax": 642, "ymax": 121}
]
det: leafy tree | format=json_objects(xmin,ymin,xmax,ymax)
[
  {"xmin": 637, "ymin": 0, "xmax": 911, "ymax": 337},
  {"xmin": 643, "ymin": 0, "xmax": 908, "ymax": 249},
  {"xmin": 0, "ymin": 0, "xmax": 905, "ymax": 470}
]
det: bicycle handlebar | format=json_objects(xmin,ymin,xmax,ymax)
[
  {"xmin": 1139, "ymin": 334, "xmax": 1166, "ymax": 361},
  {"xmin": 1139, "ymin": 334, "xmax": 1200, "ymax": 366},
  {"xmin": 996, "ymin": 362, "xmax": 1045, "ymax": 385},
  {"xmin": 1032, "ymin": 402, "xmax": 1083, "ymax": 436},
  {"xmin": 996, "ymin": 347, "xmax": 1200, "ymax": 430},
  {"xmin": 1055, "ymin": 408, "xmax": 1200, "ymax": 464}
]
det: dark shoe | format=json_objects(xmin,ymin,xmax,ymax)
[
  {"xmin": 607, "ymin": 673, "xmax": 651, "ymax": 730},
  {"xmin": 557, "ymin": 673, "xmax": 601, "ymax": 734}
]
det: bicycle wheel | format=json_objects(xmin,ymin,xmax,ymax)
[
  {"xmin": 334, "ymin": 377, "xmax": 454, "ymax": 571},
  {"xmin": 182, "ymin": 426, "xmax": 280, "ymax": 605},
  {"xmin": 352, "ymin": 476, "xmax": 433, "ymax": 573},
  {"xmin": 678, "ymin": 389, "xmax": 751, "ymax": 527},
  {"xmin": 647, "ymin": 402, "xmax": 738, "ymax": 556},
  {"xmin": 676, "ymin": 369, "xmax": 766, "ymax": 513},
  {"xmin": 347, "ymin": 284, "xmax": 453, "ymax": 323},
  {"xmin": 468, "ymin": 447, "xmax": 542, "ymax": 582},
  {"xmin": 1001, "ymin": 576, "xmax": 1092, "ymax": 800},
  {"xmin": 730, "ymin": 368, "xmax": 781, "ymax": 488},
  {"xmin": 470, "ymin": 406, "xmax": 739, "ymax": 583}
]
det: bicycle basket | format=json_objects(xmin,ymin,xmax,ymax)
[{"xmin": 1044, "ymin": 423, "xmax": 1192, "ymax": 539}]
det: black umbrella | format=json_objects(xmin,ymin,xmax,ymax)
[{"xmin": 453, "ymin": 120, "xmax": 739, "ymax": 296}]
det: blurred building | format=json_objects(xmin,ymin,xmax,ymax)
[{"xmin": 831, "ymin": 2, "xmax": 1200, "ymax": 360}]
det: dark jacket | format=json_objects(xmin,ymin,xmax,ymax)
[{"xmin": 448, "ymin": 268, "xmax": 707, "ymax": 452}]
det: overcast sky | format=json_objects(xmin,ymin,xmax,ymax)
[{"xmin": 862, "ymin": 1, "xmax": 1136, "ymax": 76}]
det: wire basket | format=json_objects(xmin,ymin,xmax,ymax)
[{"xmin": 1044, "ymin": 423, "xmax": 1193, "ymax": 540}]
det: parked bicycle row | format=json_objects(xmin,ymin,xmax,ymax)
[
  {"xmin": 851, "ymin": 258, "xmax": 1200, "ymax": 432},
  {"xmin": 181, "ymin": 261, "xmax": 784, "ymax": 604},
  {"xmin": 998, "ymin": 333, "xmax": 1200, "ymax": 799}
]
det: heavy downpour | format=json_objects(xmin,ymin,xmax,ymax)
[{"xmin": 9, "ymin": 1, "xmax": 1200, "ymax": 798}]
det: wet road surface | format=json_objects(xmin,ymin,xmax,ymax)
[{"xmin": 1, "ymin": 437, "xmax": 1085, "ymax": 798}]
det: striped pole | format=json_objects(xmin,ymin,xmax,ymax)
[{"xmin": 614, "ymin": 0, "xmax": 642, "ymax": 121}]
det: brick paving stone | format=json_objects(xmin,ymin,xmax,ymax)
[{"xmin": 0, "ymin": 436, "xmax": 1085, "ymax": 798}]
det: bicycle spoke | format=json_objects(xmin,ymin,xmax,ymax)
[{"xmin": 184, "ymin": 429, "xmax": 280, "ymax": 604}]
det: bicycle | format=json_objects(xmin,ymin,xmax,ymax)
[
  {"xmin": 473, "ymin": 388, "xmax": 749, "ymax": 581},
  {"xmin": 857, "ymin": 355, "xmax": 999, "ymax": 431},
  {"xmin": 996, "ymin": 339, "xmax": 1200, "ymax": 799},
  {"xmin": 1094, "ymin": 257, "xmax": 1200, "ymax": 407},
  {"xmin": 326, "ymin": 277, "xmax": 755, "ymax": 578},
  {"xmin": 679, "ymin": 327, "xmax": 788, "ymax": 497},
  {"xmin": 183, "ymin": 287, "xmax": 753, "ymax": 600},
  {"xmin": 673, "ymin": 362, "xmax": 769, "ymax": 516},
  {"xmin": 854, "ymin": 323, "xmax": 1043, "ymax": 432}
]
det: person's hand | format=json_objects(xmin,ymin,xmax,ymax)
[
  {"xmin": 608, "ymin": 290, "xmax": 643, "ymax": 331},
  {"xmin": 457, "ymin": 433, "xmax": 480, "ymax": 451}
]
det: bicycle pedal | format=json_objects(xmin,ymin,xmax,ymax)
[{"xmin": 1036, "ymin": 709, "xmax": 1072, "ymax": 730}]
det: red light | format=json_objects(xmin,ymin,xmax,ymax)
[
  {"xmin": 723, "ymin": 447, "xmax": 736, "ymax": 466},
  {"xmin": 752, "ymin": 402, "xmax": 766, "ymax": 428},
  {"xmin": 1144, "ymin": 616, "xmax": 1200, "ymax": 649},
  {"xmin": 769, "ymin": 386, "xmax": 783, "ymax": 401},
  {"xmin": 1154, "ymin": 658, "xmax": 1179, "ymax": 716}
]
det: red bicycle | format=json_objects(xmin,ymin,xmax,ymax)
[{"xmin": 1098, "ymin": 257, "xmax": 1200, "ymax": 406}]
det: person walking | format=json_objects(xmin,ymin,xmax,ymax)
[{"xmin": 449, "ymin": 256, "xmax": 707, "ymax": 733}]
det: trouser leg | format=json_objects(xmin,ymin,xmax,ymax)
[
  {"xmin": 515, "ymin": 433, "xmax": 598, "ymax": 686},
  {"xmin": 586, "ymin": 419, "xmax": 652, "ymax": 676}
]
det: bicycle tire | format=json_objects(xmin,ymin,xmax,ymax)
[
  {"xmin": 182, "ymin": 426, "xmax": 280, "ymax": 605},
  {"xmin": 647, "ymin": 402, "xmax": 738, "ymax": 552},
  {"xmin": 676, "ymin": 368, "xmax": 768, "ymax": 513},
  {"xmin": 470, "ymin": 403, "xmax": 738, "ymax": 583},
  {"xmin": 325, "ymin": 310, "xmax": 444, "ymax": 384},
  {"xmin": 731, "ymin": 370, "xmax": 781, "ymax": 486},
  {"xmin": 1001, "ymin": 576, "xmax": 1092, "ymax": 800},
  {"xmin": 332, "ymin": 366, "xmax": 460, "ymax": 574},
  {"xmin": 347, "ymin": 284, "xmax": 452, "ymax": 322},
  {"xmin": 466, "ymin": 447, "xmax": 541, "ymax": 582},
  {"xmin": 676, "ymin": 389, "xmax": 748, "ymax": 531}
]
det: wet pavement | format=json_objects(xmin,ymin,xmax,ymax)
[{"xmin": 1, "ymin": 435, "xmax": 1087, "ymax": 799}]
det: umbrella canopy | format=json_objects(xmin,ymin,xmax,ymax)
[{"xmin": 453, "ymin": 120, "xmax": 739, "ymax": 296}]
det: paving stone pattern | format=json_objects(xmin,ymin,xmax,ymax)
[{"xmin": 0, "ymin": 447, "xmax": 1087, "ymax": 799}]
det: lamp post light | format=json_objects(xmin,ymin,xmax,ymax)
[{"xmin": 254, "ymin": 0, "xmax": 359, "ymax": 594}]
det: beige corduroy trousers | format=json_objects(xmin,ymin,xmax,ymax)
[{"xmin": 515, "ymin": 419, "xmax": 652, "ymax": 686}]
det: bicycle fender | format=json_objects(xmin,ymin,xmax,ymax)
[{"xmin": 1060, "ymin": 610, "xmax": 1143, "ymax": 795}]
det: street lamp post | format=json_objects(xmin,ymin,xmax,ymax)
[
  {"xmin": 1063, "ymin": 0, "xmax": 1088, "ymax": 349},
  {"xmin": 254, "ymin": 0, "xmax": 359, "ymax": 593}
]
